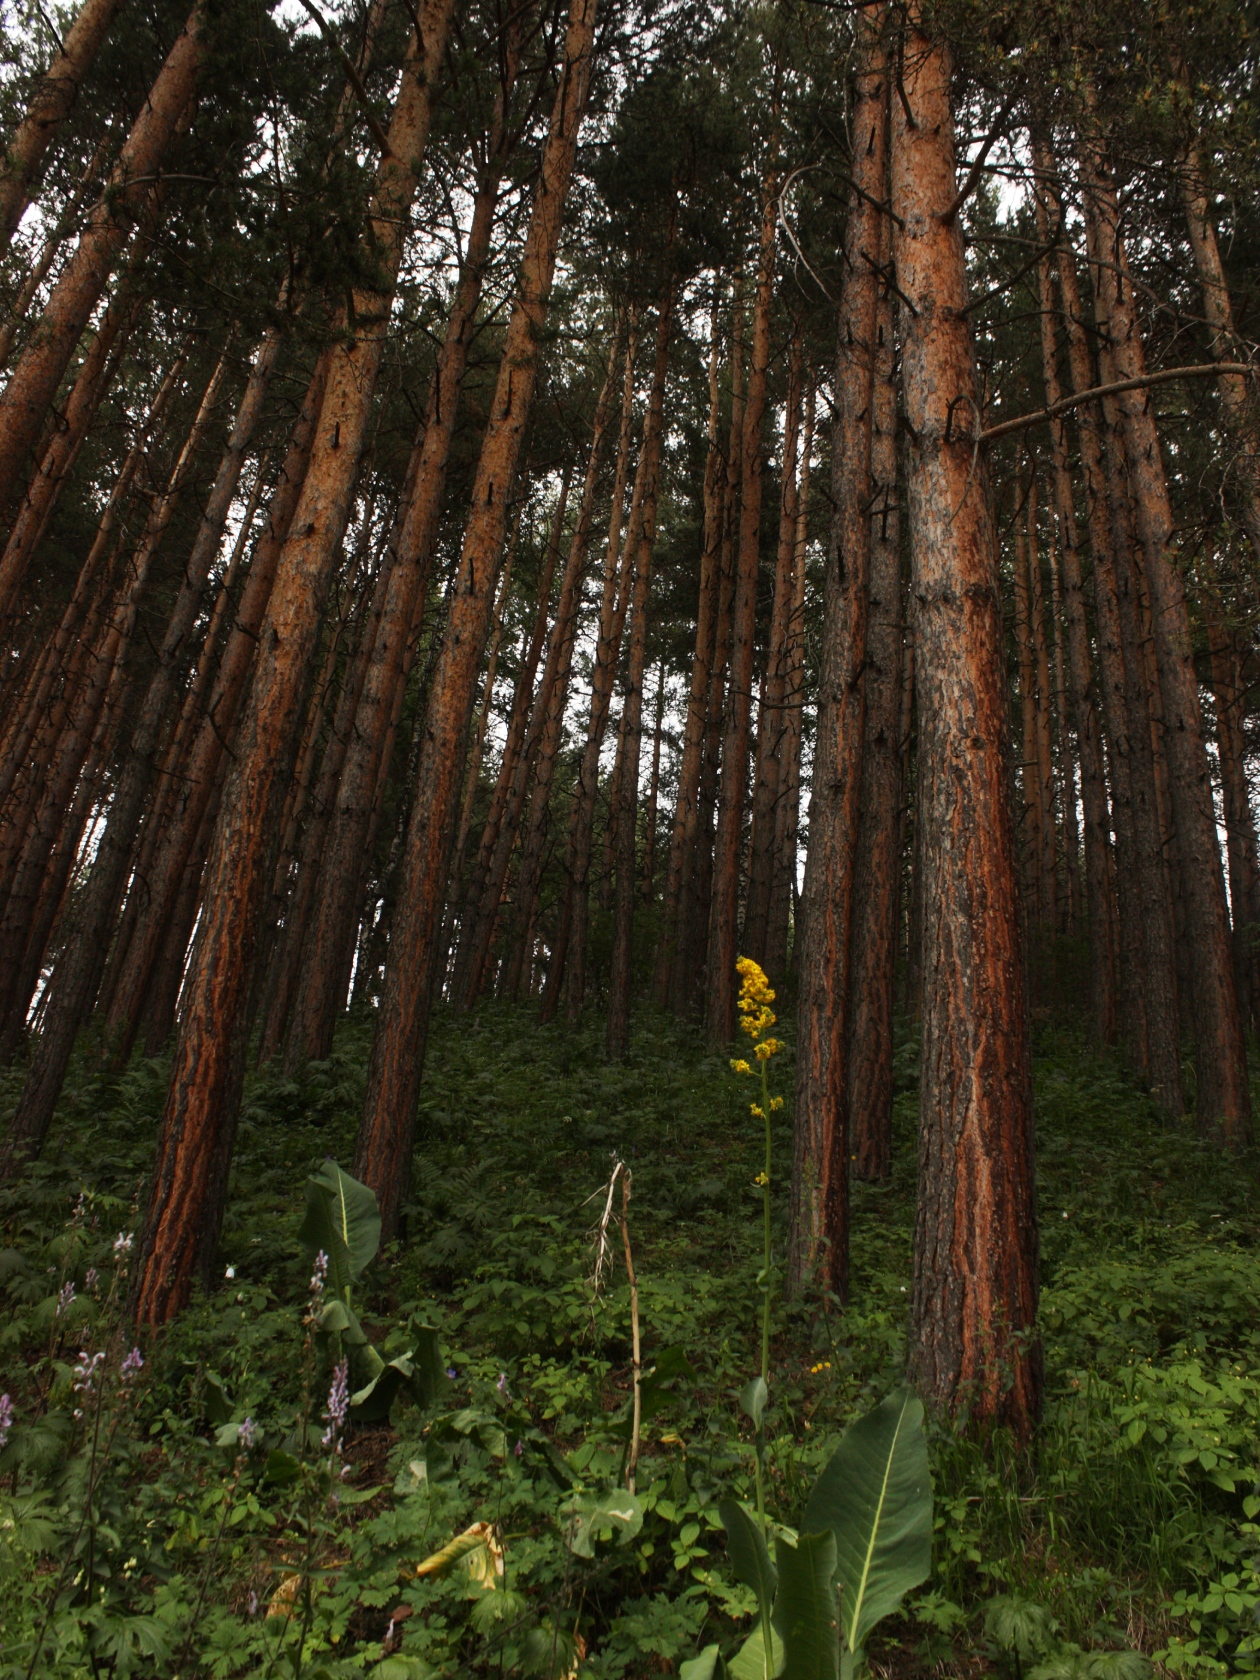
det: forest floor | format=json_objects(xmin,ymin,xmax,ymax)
[{"xmin": 1, "ymin": 998, "xmax": 1258, "ymax": 1679}]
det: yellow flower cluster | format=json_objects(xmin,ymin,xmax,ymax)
[
  {"xmin": 736, "ymin": 957, "xmax": 780, "ymax": 1054},
  {"xmin": 729, "ymin": 1058, "xmax": 752, "ymax": 1076},
  {"xmin": 810, "ymin": 1361, "xmax": 832, "ymax": 1374},
  {"xmin": 753, "ymin": 1171, "xmax": 769, "ymax": 1187},
  {"xmin": 750, "ymin": 1103, "xmax": 765, "ymax": 1119}
]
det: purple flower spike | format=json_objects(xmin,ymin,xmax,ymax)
[
  {"xmin": 120, "ymin": 1347, "xmax": 144, "ymax": 1382},
  {"xmin": 238, "ymin": 1416, "xmax": 255, "ymax": 1449},
  {"xmin": 0, "ymin": 1393, "xmax": 13, "ymax": 1448},
  {"xmin": 322, "ymin": 1359, "xmax": 350, "ymax": 1450}
]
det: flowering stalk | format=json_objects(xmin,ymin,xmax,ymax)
[{"xmin": 730, "ymin": 956, "xmax": 783, "ymax": 1541}]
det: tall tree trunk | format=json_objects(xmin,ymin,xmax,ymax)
[
  {"xmin": 282, "ymin": 62, "xmax": 526, "ymax": 1061},
  {"xmin": 705, "ymin": 149, "xmax": 778, "ymax": 1048},
  {"xmin": 679, "ymin": 286, "xmax": 745, "ymax": 1015},
  {"xmin": 1033, "ymin": 158, "xmax": 1115, "ymax": 1038},
  {"xmin": 1207, "ymin": 599, "xmax": 1260, "ymax": 1032},
  {"xmin": 744, "ymin": 327, "xmax": 802, "ymax": 971},
  {"xmin": 1174, "ymin": 76, "xmax": 1260, "ymax": 561},
  {"xmin": 1081, "ymin": 132, "xmax": 1249, "ymax": 1146},
  {"xmin": 607, "ymin": 267, "xmax": 674, "ymax": 1059},
  {"xmin": 489, "ymin": 338, "xmax": 620, "ymax": 1003},
  {"xmin": 353, "ymin": 0, "xmax": 599, "ymax": 1244},
  {"xmin": 654, "ymin": 293, "xmax": 723, "ymax": 1006},
  {"xmin": 847, "ymin": 225, "xmax": 903, "ymax": 1183},
  {"xmin": 539, "ymin": 312, "xmax": 639, "ymax": 1024},
  {"xmin": 1, "ymin": 341, "xmax": 231, "ymax": 1150},
  {"xmin": 1046, "ymin": 521, "xmax": 1081, "ymax": 935},
  {"xmin": 99, "ymin": 359, "xmax": 328, "ymax": 1067},
  {"xmin": 1026, "ymin": 483, "xmax": 1059, "ymax": 934},
  {"xmin": 451, "ymin": 469, "xmax": 573, "ymax": 1009},
  {"xmin": 769, "ymin": 375, "xmax": 815, "ymax": 979},
  {"xmin": 1012, "ymin": 480, "xmax": 1039, "ymax": 928},
  {"xmin": 788, "ymin": 15, "xmax": 880, "ymax": 1296},
  {"xmin": 1052, "ymin": 210, "xmax": 1160, "ymax": 1080},
  {"xmin": 0, "ymin": 283, "xmax": 139, "ymax": 624},
  {"xmin": 894, "ymin": 4, "xmax": 1040, "ymax": 1438},
  {"xmin": 129, "ymin": 0, "xmax": 456, "ymax": 1324},
  {"xmin": 0, "ymin": 2, "xmax": 203, "ymax": 511},
  {"xmin": 0, "ymin": 0, "xmax": 125, "ymax": 249},
  {"xmin": 640, "ymin": 667, "xmax": 665, "ymax": 904},
  {"xmin": 563, "ymin": 328, "xmax": 643, "ymax": 1021}
]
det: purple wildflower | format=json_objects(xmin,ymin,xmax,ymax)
[
  {"xmin": 514, "ymin": 1440, "xmax": 523, "ymax": 1458},
  {"xmin": 496, "ymin": 1372, "xmax": 510, "ymax": 1397},
  {"xmin": 238, "ymin": 1416, "xmax": 255, "ymax": 1449},
  {"xmin": 310, "ymin": 1251, "xmax": 328, "ymax": 1297},
  {"xmin": 56, "ymin": 1280, "xmax": 75, "ymax": 1317},
  {"xmin": 446, "ymin": 1368, "xmax": 458, "ymax": 1381},
  {"xmin": 247, "ymin": 1590, "xmax": 259, "ymax": 1617},
  {"xmin": 322, "ymin": 1359, "xmax": 349, "ymax": 1449},
  {"xmin": 120, "ymin": 1347, "xmax": 144, "ymax": 1383},
  {"xmin": 85, "ymin": 1268, "xmax": 99, "ymax": 1293},
  {"xmin": 71, "ymin": 1350, "xmax": 105, "ymax": 1419},
  {"xmin": 113, "ymin": 1232, "xmax": 133, "ymax": 1259},
  {"xmin": 0, "ymin": 1393, "xmax": 13, "ymax": 1448}
]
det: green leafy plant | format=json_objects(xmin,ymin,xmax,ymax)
[{"xmin": 685, "ymin": 1388, "xmax": 934, "ymax": 1680}]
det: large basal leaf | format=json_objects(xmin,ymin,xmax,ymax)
[
  {"xmin": 298, "ymin": 1161, "xmax": 380, "ymax": 1304},
  {"xmin": 802, "ymin": 1387, "xmax": 932, "ymax": 1666},
  {"xmin": 681, "ymin": 1645, "xmax": 729, "ymax": 1680},
  {"xmin": 773, "ymin": 1530, "xmax": 839, "ymax": 1680},
  {"xmin": 728, "ymin": 1622, "xmax": 784, "ymax": 1680},
  {"xmin": 719, "ymin": 1499, "xmax": 778, "ymax": 1630}
]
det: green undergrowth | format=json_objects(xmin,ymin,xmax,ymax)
[{"xmin": 0, "ymin": 1004, "xmax": 1258, "ymax": 1679}]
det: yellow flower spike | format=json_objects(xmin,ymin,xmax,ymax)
[
  {"xmin": 754, "ymin": 1039, "xmax": 781, "ymax": 1062},
  {"xmin": 729, "ymin": 1058, "xmax": 752, "ymax": 1076}
]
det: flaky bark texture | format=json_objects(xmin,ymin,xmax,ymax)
[
  {"xmin": 788, "ymin": 9, "xmax": 882, "ymax": 1297},
  {"xmin": 894, "ymin": 9, "xmax": 1040, "ymax": 1438},
  {"xmin": 0, "ymin": 0, "xmax": 124, "ymax": 248},
  {"xmin": 1081, "ymin": 131, "xmax": 1250, "ymax": 1146},
  {"xmin": 0, "ymin": 3, "xmax": 203, "ymax": 511},
  {"xmin": 131, "ymin": 0, "xmax": 455, "ymax": 1324},
  {"xmin": 354, "ymin": 0, "xmax": 598, "ymax": 1243},
  {"xmin": 847, "ymin": 235, "xmax": 902, "ymax": 1183}
]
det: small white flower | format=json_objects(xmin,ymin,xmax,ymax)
[{"xmin": 225, "ymin": 1265, "xmax": 236, "ymax": 1279}]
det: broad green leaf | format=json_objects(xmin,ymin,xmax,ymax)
[
  {"xmin": 561, "ymin": 1486, "xmax": 644, "ymax": 1558},
  {"xmin": 681, "ymin": 1645, "xmax": 729, "ymax": 1680},
  {"xmin": 720, "ymin": 1500, "xmax": 778, "ymax": 1629},
  {"xmin": 774, "ymin": 1531, "xmax": 839, "ymax": 1680},
  {"xmin": 298, "ymin": 1161, "xmax": 381, "ymax": 1303},
  {"xmin": 741, "ymin": 1377, "xmax": 769, "ymax": 1431},
  {"xmin": 802, "ymin": 1387, "xmax": 932, "ymax": 1663},
  {"xmin": 729, "ymin": 1622, "xmax": 784, "ymax": 1680},
  {"xmin": 263, "ymin": 1449, "xmax": 302, "ymax": 1486}
]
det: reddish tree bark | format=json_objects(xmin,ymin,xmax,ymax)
[
  {"xmin": 653, "ymin": 293, "xmax": 723, "ymax": 1005},
  {"xmin": 0, "ymin": 0, "xmax": 125, "ymax": 248},
  {"xmin": 1081, "ymin": 133, "xmax": 1248, "ymax": 1144},
  {"xmin": 281, "ymin": 52, "xmax": 527, "ymax": 1063},
  {"xmin": 743, "ymin": 325, "xmax": 802, "ymax": 971},
  {"xmin": 0, "ymin": 2, "xmax": 203, "ymax": 511},
  {"xmin": 847, "ymin": 232, "xmax": 903, "ymax": 1182},
  {"xmin": 788, "ymin": 12, "xmax": 881, "ymax": 1296},
  {"xmin": 768, "ymin": 375, "xmax": 815, "ymax": 978},
  {"xmin": 705, "ymin": 150, "xmax": 777, "ymax": 1049},
  {"xmin": 130, "ymin": 0, "xmax": 455, "ymax": 1323},
  {"xmin": 353, "ymin": 0, "xmax": 599, "ymax": 1243},
  {"xmin": 607, "ymin": 269, "xmax": 674, "ymax": 1059},
  {"xmin": 895, "ymin": 5, "xmax": 1040, "ymax": 1437}
]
